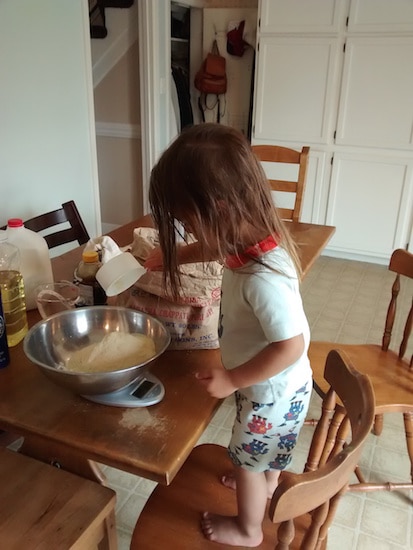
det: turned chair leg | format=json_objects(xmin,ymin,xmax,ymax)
[
  {"xmin": 372, "ymin": 413, "xmax": 384, "ymax": 436},
  {"xmin": 403, "ymin": 411, "xmax": 413, "ymax": 483}
]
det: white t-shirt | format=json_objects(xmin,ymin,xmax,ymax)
[{"xmin": 219, "ymin": 246, "xmax": 312, "ymax": 403}]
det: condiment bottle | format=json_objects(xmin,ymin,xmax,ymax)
[
  {"xmin": 74, "ymin": 250, "xmax": 107, "ymax": 306},
  {"xmin": 6, "ymin": 218, "xmax": 53, "ymax": 310},
  {"xmin": 0, "ymin": 235, "xmax": 28, "ymax": 347},
  {"xmin": 0, "ymin": 296, "xmax": 10, "ymax": 367}
]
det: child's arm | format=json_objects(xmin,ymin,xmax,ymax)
[{"xmin": 196, "ymin": 334, "xmax": 304, "ymax": 399}]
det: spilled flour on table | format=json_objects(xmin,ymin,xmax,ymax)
[{"xmin": 120, "ymin": 408, "xmax": 171, "ymax": 437}]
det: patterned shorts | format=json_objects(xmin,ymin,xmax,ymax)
[{"xmin": 228, "ymin": 379, "xmax": 312, "ymax": 473}]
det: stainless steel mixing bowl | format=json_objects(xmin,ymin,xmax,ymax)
[{"xmin": 23, "ymin": 306, "xmax": 171, "ymax": 395}]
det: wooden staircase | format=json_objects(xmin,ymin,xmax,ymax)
[{"xmin": 89, "ymin": 0, "xmax": 134, "ymax": 39}]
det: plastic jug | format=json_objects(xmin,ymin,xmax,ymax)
[
  {"xmin": 6, "ymin": 219, "xmax": 53, "ymax": 310},
  {"xmin": 0, "ymin": 235, "xmax": 28, "ymax": 347}
]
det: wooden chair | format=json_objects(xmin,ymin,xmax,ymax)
[
  {"xmin": 24, "ymin": 200, "xmax": 90, "ymax": 249},
  {"xmin": 1, "ymin": 200, "xmax": 90, "ymax": 250},
  {"xmin": 309, "ymin": 248, "xmax": 413, "ymax": 492},
  {"xmin": 252, "ymin": 145, "xmax": 310, "ymax": 222},
  {"xmin": 0, "ymin": 447, "xmax": 117, "ymax": 549},
  {"xmin": 130, "ymin": 349, "xmax": 375, "ymax": 549}
]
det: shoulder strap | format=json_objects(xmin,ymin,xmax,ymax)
[{"xmin": 211, "ymin": 39, "xmax": 220, "ymax": 56}]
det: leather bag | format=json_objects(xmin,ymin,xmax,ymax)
[{"xmin": 194, "ymin": 40, "xmax": 227, "ymax": 95}]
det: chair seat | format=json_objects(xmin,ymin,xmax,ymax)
[
  {"xmin": 0, "ymin": 448, "xmax": 116, "ymax": 549},
  {"xmin": 131, "ymin": 444, "xmax": 324, "ymax": 550},
  {"xmin": 309, "ymin": 342, "xmax": 413, "ymax": 413}
]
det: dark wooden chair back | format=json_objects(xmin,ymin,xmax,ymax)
[
  {"xmin": 382, "ymin": 248, "xmax": 413, "ymax": 365},
  {"xmin": 131, "ymin": 349, "xmax": 375, "ymax": 549},
  {"xmin": 2, "ymin": 201, "xmax": 90, "ymax": 250},
  {"xmin": 252, "ymin": 145, "xmax": 310, "ymax": 222}
]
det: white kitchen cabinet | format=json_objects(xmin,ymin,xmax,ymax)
[
  {"xmin": 254, "ymin": 36, "xmax": 342, "ymax": 144},
  {"xmin": 259, "ymin": 0, "xmax": 413, "ymax": 34},
  {"xmin": 301, "ymin": 150, "xmax": 330, "ymax": 224},
  {"xmin": 327, "ymin": 153, "xmax": 413, "ymax": 257},
  {"xmin": 348, "ymin": 0, "xmax": 413, "ymax": 33},
  {"xmin": 259, "ymin": 0, "xmax": 345, "ymax": 33},
  {"xmin": 336, "ymin": 36, "xmax": 413, "ymax": 150},
  {"xmin": 253, "ymin": 0, "xmax": 413, "ymax": 263}
]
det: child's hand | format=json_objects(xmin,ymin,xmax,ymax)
[
  {"xmin": 144, "ymin": 246, "xmax": 164, "ymax": 271},
  {"xmin": 195, "ymin": 367, "xmax": 236, "ymax": 399}
]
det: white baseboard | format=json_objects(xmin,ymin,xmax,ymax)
[{"xmin": 322, "ymin": 248, "xmax": 388, "ymax": 266}]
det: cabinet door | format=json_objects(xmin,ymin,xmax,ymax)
[
  {"xmin": 253, "ymin": 36, "xmax": 341, "ymax": 144},
  {"xmin": 336, "ymin": 37, "xmax": 413, "ymax": 150},
  {"xmin": 259, "ymin": 0, "xmax": 345, "ymax": 33},
  {"xmin": 326, "ymin": 153, "xmax": 413, "ymax": 259},
  {"xmin": 300, "ymin": 150, "xmax": 330, "ymax": 224},
  {"xmin": 348, "ymin": 0, "xmax": 413, "ymax": 32}
]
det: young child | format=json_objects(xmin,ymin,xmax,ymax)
[{"xmin": 147, "ymin": 123, "xmax": 312, "ymax": 547}]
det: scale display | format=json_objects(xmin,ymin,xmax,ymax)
[{"xmin": 82, "ymin": 373, "xmax": 165, "ymax": 408}]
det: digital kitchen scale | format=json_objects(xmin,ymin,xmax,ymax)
[{"xmin": 82, "ymin": 372, "xmax": 165, "ymax": 408}]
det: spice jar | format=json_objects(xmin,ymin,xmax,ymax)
[{"xmin": 74, "ymin": 251, "xmax": 107, "ymax": 306}]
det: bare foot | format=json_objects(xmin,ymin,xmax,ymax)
[
  {"xmin": 221, "ymin": 470, "xmax": 277, "ymax": 499},
  {"xmin": 221, "ymin": 470, "xmax": 236, "ymax": 490},
  {"xmin": 201, "ymin": 512, "xmax": 263, "ymax": 547}
]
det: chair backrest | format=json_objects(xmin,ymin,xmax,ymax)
[
  {"xmin": 382, "ymin": 248, "xmax": 413, "ymax": 365},
  {"xmin": 252, "ymin": 144, "xmax": 310, "ymax": 222},
  {"xmin": 269, "ymin": 349, "xmax": 375, "ymax": 547},
  {"xmin": 20, "ymin": 201, "xmax": 89, "ymax": 250}
]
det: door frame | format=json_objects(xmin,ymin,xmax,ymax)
[{"xmin": 138, "ymin": 0, "xmax": 173, "ymax": 213}]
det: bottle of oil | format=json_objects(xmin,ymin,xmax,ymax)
[
  {"xmin": 0, "ymin": 235, "xmax": 28, "ymax": 347},
  {"xmin": 74, "ymin": 250, "xmax": 107, "ymax": 306},
  {"xmin": 0, "ymin": 297, "xmax": 10, "ymax": 368}
]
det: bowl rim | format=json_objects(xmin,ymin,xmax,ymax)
[{"xmin": 23, "ymin": 305, "xmax": 171, "ymax": 377}]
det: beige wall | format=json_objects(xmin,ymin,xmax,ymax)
[
  {"xmin": 94, "ymin": 40, "xmax": 142, "ymax": 231},
  {"xmin": 94, "ymin": 40, "xmax": 140, "ymax": 124}
]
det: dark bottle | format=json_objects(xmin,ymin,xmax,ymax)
[
  {"xmin": 74, "ymin": 251, "xmax": 107, "ymax": 306},
  {"xmin": 0, "ymin": 297, "xmax": 10, "ymax": 368}
]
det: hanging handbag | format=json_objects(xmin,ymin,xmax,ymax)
[{"xmin": 194, "ymin": 40, "xmax": 227, "ymax": 95}]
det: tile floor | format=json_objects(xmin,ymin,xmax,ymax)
[{"xmin": 10, "ymin": 255, "xmax": 413, "ymax": 548}]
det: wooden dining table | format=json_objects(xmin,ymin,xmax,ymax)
[{"xmin": 0, "ymin": 216, "xmax": 335, "ymax": 488}]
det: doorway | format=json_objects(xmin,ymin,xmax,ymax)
[{"xmin": 138, "ymin": 0, "xmax": 258, "ymax": 212}]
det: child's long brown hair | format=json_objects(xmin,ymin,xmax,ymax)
[{"xmin": 149, "ymin": 123, "xmax": 301, "ymax": 297}]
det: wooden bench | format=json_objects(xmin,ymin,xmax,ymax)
[{"xmin": 0, "ymin": 448, "xmax": 117, "ymax": 549}]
